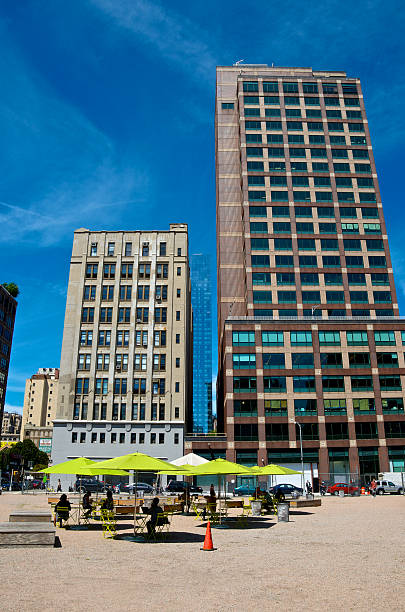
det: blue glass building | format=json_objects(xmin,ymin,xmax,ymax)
[{"xmin": 190, "ymin": 254, "xmax": 212, "ymax": 432}]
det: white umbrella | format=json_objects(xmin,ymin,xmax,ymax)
[{"xmin": 171, "ymin": 453, "xmax": 209, "ymax": 467}]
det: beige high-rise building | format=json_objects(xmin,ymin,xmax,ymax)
[
  {"xmin": 52, "ymin": 225, "xmax": 192, "ymax": 480},
  {"xmin": 21, "ymin": 368, "xmax": 59, "ymax": 452}
]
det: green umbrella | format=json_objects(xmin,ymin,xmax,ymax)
[
  {"xmin": 92, "ymin": 452, "xmax": 182, "ymax": 536},
  {"xmin": 39, "ymin": 457, "xmax": 127, "ymax": 476}
]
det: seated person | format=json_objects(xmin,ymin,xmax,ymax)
[
  {"xmin": 203, "ymin": 484, "xmax": 217, "ymax": 519},
  {"xmin": 100, "ymin": 490, "xmax": 114, "ymax": 512},
  {"xmin": 82, "ymin": 491, "xmax": 93, "ymax": 518},
  {"xmin": 55, "ymin": 494, "xmax": 71, "ymax": 527},
  {"xmin": 146, "ymin": 497, "xmax": 165, "ymax": 535}
]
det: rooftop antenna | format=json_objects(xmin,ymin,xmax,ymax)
[{"xmin": 233, "ymin": 59, "xmax": 245, "ymax": 66}]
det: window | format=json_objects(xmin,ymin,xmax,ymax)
[
  {"xmin": 90, "ymin": 243, "xmax": 97, "ymax": 256},
  {"xmin": 96, "ymin": 353, "xmax": 110, "ymax": 371},
  {"xmin": 159, "ymin": 242, "xmax": 167, "ymax": 256},
  {"xmin": 301, "ymin": 273, "xmax": 319, "ymax": 285},
  {"xmin": 326, "ymin": 423, "xmax": 349, "ymax": 440},
  {"xmin": 80, "ymin": 330, "xmax": 93, "ymax": 346},
  {"xmin": 116, "ymin": 330, "xmax": 129, "ymax": 347},
  {"xmin": 253, "ymin": 291, "xmax": 272, "ymax": 304},
  {"xmin": 347, "ymin": 331, "xmax": 368, "ymax": 346},
  {"xmin": 175, "ymin": 382, "xmax": 180, "ymax": 392},
  {"xmin": 374, "ymin": 291, "xmax": 392, "ymax": 304},
  {"xmin": 299, "ymin": 255, "xmax": 317, "ymax": 268},
  {"xmin": 136, "ymin": 307, "xmax": 149, "ymax": 323},
  {"xmin": 250, "ymin": 221, "xmax": 268, "ymax": 233},
  {"xmin": 321, "ymin": 239, "xmax": 339, "ymax": 250},
  {"xmin": 138, "ymin": 263, "xmax": 150, "ymax": 279},
  {"xmin": 291, "ymin": 353, "xmax": 314, "ymax": 369},
  {"xmin": 233, "ymin": 354, "xmax": 256, "ymax": 369},
  {"xmin": 251, "ymin": 238, "xmax": 269, "ymax": 250},
  {"xmin": 324, "ymin": 273, "xmax": 342, "ymax": 285},
  {"xmin": 349, "ymin": 352, "xmax": 371, "ymax": 368},
  {"xmin": 289, "ymin": 331, "xmax": 312, "ymax": 346},
  {"xmin": 320, "ymin": 353, "xmax": 343, "ymax": 368},
  {"xmin": 374, "ymin": 331, "xmax": 395, "ymax": 345},
  {"xmin": 84, "ymin": 285, "xmax": 96, "ymax": 301},
  {"xmin": 318, "ymin": 331, "xmax": 340, "ymax": 346},
  {"xmin": 263, "ymin": 376, "xmax": 286, "ymax": 392},
  {"xmin": 233, "ymin": 376, "xmax": 257, "ymax": 393},
  {"xmin": 72, "ymin": 432, "xmax": 78, "ymax": 443},
  {"xmin": 272, "ymin": 206, "xmax": 289, "ymax": 217},
  {"xmin": 262, "ymin": 353, "xmax": 285, "ymax": 369},
  {"xmin": 351, "ymin": 375, "xmax": 373, "ymax": 391},
  {"xmin": 382, "ymin": 398, "xmax": 404, "ymax": 414},
  {"xmin": 379, "ymin": 375, "xmax": 402, "ymax": 391},
  {"xmin": 243, "ymin": 81, "xmax": 259, "ymax": 92},
  {"xmin": 81, "ymin": 307, "xmax": 94, "ymax": 323},
  {"xmin": 302, "ymin": 290, "xmax": 321, "ymax": 303},
  {"xmin": 273, "ymin": 221, "xmax": 290, "ymax": 233},
  {"xmin": 95, "ymin": 378, "xmax": 108, "ymax": 395},
  {"xmin": 289, "ymin": 148, "xmax": 305, "ymax": 158},
  {"xmin": 293, "ymin": 376, "xmax": 315, "ymax": 391},
  {"xmin": 120, "ymin": 285, "xmax": 132, "ymax": 300},
  {"xmin": 98, "ymin": 330, "xmax": 111, "ymax": 346},
  {"xmin": 377, "ymin": 352, "xmax": 398, "ymax": 368},
  {"xmin": 250, "ymin": 206, "xmax": 266, "ymax": 217},
  {"xmin": 353, "ymin": 398, "xmax": 375, "ymax": 414},
  {"xmin": 346, "ymin": 255, "xmax": 363, "ymax": 268},
  {"xmin": 125, "ymin": 242, "xmax": 132, "ymax": 256},
  {"xmin": 350, "ymin": 291, "xmax": 368, "ymax": 304},
  {"xmin": 355, "ymin": 422, "xmax": 378, "ymax": 440},
  {"xmin": 222, "ymin": 102, "xmax": 234, "ymax": 109},
  {"xmin": 264, "ymin": 399, "xmax": 287, "ymax": 417},
  {"xmin": 266, "ymin": 423, "xmax": 289, "ymax": 441},
  {"xmin": 262, "ymin": 331, "xmax": 283, "ymax": 346},
  {"xmin": 103, "ymin": 264, "xmax": 116, "ymax": 279},
  {"xmin": 324, "ymin": 398, "xmax": 347, "ymax": 415},
  {"xmin": 121, "ymin": 263, "xmax": 133, "ymax": 279},
  {"xmin": 277, "ymin": 290, "xmax": 296, "ymax": 303},
  {"xmin": 295, "ymin": 398, "xmax": 317, "ymax": 415},
  {"xmin": 107, "ymin": 242, "xmax": 115, "ymax": 256},
  {"xmin": 298, "ymin": 239, "xmax": 316, "ymax": 250},
  {"xmin": 100, "ymin": 307, "xmax": 113, "ymax": 323}
]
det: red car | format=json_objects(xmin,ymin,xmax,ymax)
[{"xmin": 327, "ymin": 482, "xmax": 359, "ymax": 495}]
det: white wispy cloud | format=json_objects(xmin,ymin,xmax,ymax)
[
  {"xmin": 0, "ymin": 19, "xmax": 149, "ymax": 246},
  {"xmin": 89, "ymin": 0, "xmax": 216, "ymax": 84},
  {"xmin": 4, "ymin": 404, "xmax": 23, "ymax": 414}
]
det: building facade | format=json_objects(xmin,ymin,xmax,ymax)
[
  {"xmin": 21, "ymin": 368, "xmax": 59, "ymax": 454},
  {"xmin": 0, "ymin": 285, "xmax": 17, "ymax": 434},
  {"xmin": 1, "ymin": 411, "xmax": 22, "ymax": 443},
  {"xmin": 52, "ymin": 225, "xmax": 192, "ymax": 483},
  {"xmin": 192, "ymin": 64, "xmax": 405, "ymax": 483},
  {"xmin": 190, "ymin": 254, "xmax": 212, "ymax": 432}
]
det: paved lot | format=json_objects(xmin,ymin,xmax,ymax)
[{"xmin": 0, "ymin": 492, "xmax": 404, "ymax": 611}]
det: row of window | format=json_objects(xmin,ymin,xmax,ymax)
[
  {"xmin": 75, "ymin": 377, "xmax": 181, "ymax": 395},
  {"xmin": 247, "ymin": 160, "xmax": 371, "ymax": 173},
  {"xmin": 232, "ymin": 421, "xmax": 405, "ymax": 441},
  {"xmin": 84, "ymin": 285, "xmax": 171, "ymax": 301},
  {"xmin": 249, "ymin": 205, "xmax": 377, "ymax": 219},
  {"xmin": 244, "ymin": 95, "xmax": 360, "ymax": 107},
  {"xmin": 251, "ymin": 221, "xmax": 380, "ymax": 234},
  {"xmin": 85, "ymin": 263, "xmax": 183, "ymax": 280},
  {"xmin": 233, "ymin": 375, "xmax": 404, "ymax": 393},
  {"xmin": 252, "ymin": 270, "xmax": 388, "ymax": 286},
  {"xmin": 250, "ymin": 253, "xmax": 385, "ymax": 269},
  {"xmin": 71, "ymin": 430, "xmax": 180, "ymax": 445},
  {"xmin": 80, "ymin": 329, "xmax": 172, "ymax": 347},
  {"xmin": 72, "ymin": 402, "xmax": 181, "ymax": 421},
  {"xmin": 253, "ymin": 290, "xmax": 391, "ymax": 305},
  {"xmin": 247, "ymin": 147, "xmax": 369, "ymax": 159},
  {"xmin": 233, "ymin": 351, "xmax": 400, "ymax": 369},
  {"xmin": 78, "ymin": 353, "xmax": 180, "ymax": 371},
  {"xmin": 81, "ymin": 307, "xmax": 182, "ymax": 324},
  {"xmin": 242, "ymin": 81, "xmax": 358, "ymax": 95},
  {"xmin": 232, "ymin": 330, "xmax": 405, "ymax": 346},
  {"xmin": 90, "ymin": 242, "xmax": 182, "ymax": 258},
  {"xmin": 244, "ymin": 108, "xmax": 362, "ymax": 120},
  {"xmin": 234, "ymin": 397, "xmax": 404, "ymax": 416},
  {"xmin": 246, "ymin": 134, "xmax": 366, "ymax": 146},
  {"xmin": 251, "ymin": 237, "xmax": 385, "ymax": 252},
  {"xmin": 248, "ymin": 190, "xmax": 376, "ymax": 203},
  {"xmin": 245, "ymin": 120, "xmax": 365, "ymax": 134},
  {"xmin": 250, "ymin": 308, "xmax": 393, "ymax": 319},
  {"xmin": 249, "ymin": 175, "xmax": 373, "ymax": 189}
]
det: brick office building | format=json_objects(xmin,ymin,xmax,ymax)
[{"xmin": 189, "ymin": 64, "xmax": 405, "ymax": 483}]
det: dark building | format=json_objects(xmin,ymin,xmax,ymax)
[
  {"xmin": 187, "ymin": 65, "xmax": 405, "ymax": 483},
  {"xmin": 190, "ymin": 254, "xmax": 213, "ymax": 432},
  {"xmin": 0, "ymin": 285, "xmax": 18, "ymax": 433}
]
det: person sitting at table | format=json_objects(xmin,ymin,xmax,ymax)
[
  {"xmin": 82, "ymin": 491, "xmax": 93, "ymax": 518},
  {"xmin": 55, "ymin": 493, "xmax": 71, "ymax": 527},
  {"xmin": 100, "ymin": 490, "xmax": 114, "ymax": 511},
  {"xmin": 203, "ymin": 484, "xmax": 217, "ymax": 520},
  {"xmin": 146, "ymin": 497, "xmax": 165, "ymax": 536}
]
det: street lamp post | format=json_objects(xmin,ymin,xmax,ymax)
[{"xmin": 295, "ymin": 421, "xmax": 305, "ymax": 494}]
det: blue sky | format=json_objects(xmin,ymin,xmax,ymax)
[{"xmin": 2, "ymin": 0, "xmax": 405, "ymax": 413}]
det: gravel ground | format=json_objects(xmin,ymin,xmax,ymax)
[{"xmin": 0, "ymin": 492, "xmax": 404, "ymax": 612}]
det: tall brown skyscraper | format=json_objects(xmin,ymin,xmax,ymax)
[{"xmin": 211, "ymin": 64, "xmax": 405, "ymax": 482}]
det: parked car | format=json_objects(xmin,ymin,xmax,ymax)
[
  {"xmin": 1, "ymin": 481, "xmax": 22, "ymax": 491},
  {"xmin": 165, "ymin": 480, "xmax": 203, "ymax": 494},
  {"xmin": 374, "ymin": 480, "xmax": 404, "ymax": 495},
  {"xmin": 75, "ymin": 478, "xmax": 106, "ymax": 493},
  {"xmin": 124, "ymin": 482, "xmax": 154, "ymax": 494},
  {"xmin": 327, "ymin": 482, "xmax": 359, "ymax": 496},
  {"xmin": 268, "ymin": 484, "xmax": 303, "ymax": 499},
  {"xmin": 233, "ymin": 484, "xmax": 257, "ymax": 497}
]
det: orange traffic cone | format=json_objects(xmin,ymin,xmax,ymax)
[
  {"xmin": 201, "ymin": 521, "xmax": 215, "ymax": 551},
  {"xmin": 361, "ymin": 487, "xmax": 365, "ymax": 495}
]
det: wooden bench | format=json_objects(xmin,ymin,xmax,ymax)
[
  {"xmin": 9, "ymin": 511, "xmax": 52, "ymax": 523},
  {"xmin": 290, "ymin": 498, "xmax": 322, "ymax": 508},
  {"xmin": 0, "ymin": 522, "xmax": 56, "ymax": 547}
]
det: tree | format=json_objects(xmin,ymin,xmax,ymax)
[
  {"xmin": 0, "ymin": 439, "xmax": 49, "ymax": 471},
  {"xmin": 2, "ymin": 282, "xmax": 20, "ymax": 298}
]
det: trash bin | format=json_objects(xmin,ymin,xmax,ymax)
[
  {"xmin": 306, "ymin": 493, "xmax": 314, "ymax": 500},
  {"xmin": 250, "ymin": 500, "xmax": 262, "ymax": 516},
  {"xmin": 339, "ymin": 490, "xmax": 344, "ymax": 498},
  {"xmin": 278, "ymin": 503, "xmax": 289, "ymax": 522}
]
